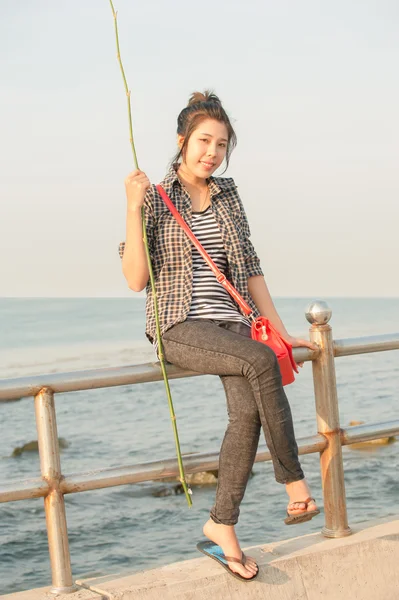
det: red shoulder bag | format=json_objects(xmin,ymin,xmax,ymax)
[{"xmin": 156, "ymin": 185, "xmax": 299, "ymax": 386}]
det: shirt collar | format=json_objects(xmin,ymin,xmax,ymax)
[{"xmin": 160, "ymin": 163, "xmax": 235, "ymax": 200}]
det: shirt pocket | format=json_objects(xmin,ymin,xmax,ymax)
[{"xmin": 156, "ymin": 212, "xmax": 187, "ymax": 267}]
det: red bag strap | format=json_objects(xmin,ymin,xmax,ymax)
[{"xmin": 156, "ymin": 184, "xmax": 253, "ymax": 316}]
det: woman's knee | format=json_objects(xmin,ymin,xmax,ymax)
[{"xmin": 248, "ymin": 343, "xmax": 280, "ymax": 377}]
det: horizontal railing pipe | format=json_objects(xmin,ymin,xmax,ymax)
[
  {"xmin": 2, "ymin": 422, "xmax": 398, "ymax": 504},
  {"xmin": 0, "ymin": 434, "xmax": 326, "ymax": 502},
  {"xmin": 60, "ymin": 434, "xmax": 327, "ymax": 496},
  {"xmin": 0, "ymin": 348, "xmax": 316, "ymax": 403},
  {"xmin": 2, "ymin": 331, "xmax": 398, "ymax": 404},
  {"xmin": 0, "ymin": 364, "xmax": 199, "ymax": 403},
  {"xmin": 341, "ymin": 420, "xmax": 399, "ymax": 445},
  {"xmin": 334, "ymin": 333, "xmax": 399, "ymax": 357},
  {"xmin": 0, "ymin": 478, "xmax": 49, "ymax": 503}
]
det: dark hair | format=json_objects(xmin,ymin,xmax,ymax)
[{"xmin": 171, "ymin": 90, "xmax": 237, "ymax": 174}]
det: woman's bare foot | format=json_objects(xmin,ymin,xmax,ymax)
[
  {"xmin": 203, "ymin": 519, "xmax": 258, "ymax": 579},
  {"xmin": 285, "ymin": 478, "xmax": 318, "ymax": 516}
]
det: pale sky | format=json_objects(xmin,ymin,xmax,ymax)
[{"xmin": 1, "ymin": 0, "xmax": 398, "ymax": 297}]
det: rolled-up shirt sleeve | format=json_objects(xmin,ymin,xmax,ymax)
[
  {"xmin": 235, "ymin": 193, "xmax": 264, "ymax": 278},
  {"xmin": 118, "ymin": 186, "xmax": 156, "ymax": 260}
]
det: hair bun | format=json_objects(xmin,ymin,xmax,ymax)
[{"xmin": 187, "ymin": 90, "xmax": 222, "ymax": 107}]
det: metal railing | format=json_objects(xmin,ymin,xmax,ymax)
[{"xmin": 1, "ymin": 300, "xmax": 399, "ymax": 594}]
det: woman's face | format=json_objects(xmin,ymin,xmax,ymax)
[{"xmin": 179, "ymin": 118, "xmax": 229, "ymax": 180}]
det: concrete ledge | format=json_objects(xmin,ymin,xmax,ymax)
[
  {"xmin": 76, "ymin": 515, "xmax": 399, "ymax": 600},
  {"xmin": 1, "ymin": 587, "xmax": 104, "ymax": 600},
  {"xmin": 4, "ymin": 516, "xmax": 398, "ymax": 600}
]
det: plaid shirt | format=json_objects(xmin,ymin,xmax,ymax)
[{"xmin": 119, "ymin": 164, "xmax": 263, "ymax": 353}]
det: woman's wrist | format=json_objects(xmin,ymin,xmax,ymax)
[
  {"xmin": 127, "ymin": 205, "xmax": 143, "ymax": 215},
  {"xmin": 272, "ymin": 320, "xmax": 290, "ymax": 339}
]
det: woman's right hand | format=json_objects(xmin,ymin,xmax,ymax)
[{"xmin": 124, "ymin": 169, "xmax": 151, "ymax": 211}]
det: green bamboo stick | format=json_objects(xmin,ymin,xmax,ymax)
[{"xmin": 108, "ymin": 0, "xmax": 192, "ymax": 507}]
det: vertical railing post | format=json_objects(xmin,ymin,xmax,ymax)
[
  {"xmin": 306, "ymin": 301, "xmax": 352, "ymax": 538},
  {"xmin": 34, "ymin": 387, "xmax": 76, "ymax": 594}
]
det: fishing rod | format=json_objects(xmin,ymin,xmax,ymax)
[{"xmin": 108, "ymin": 0, "xmax": 192, "ymax": 507}]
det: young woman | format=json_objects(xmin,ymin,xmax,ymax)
[{"xmin": 119, "ymin": 91, "xmax": 319, "ymax": 581}]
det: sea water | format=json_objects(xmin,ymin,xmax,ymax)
[{"xmin": 0, "ymin": 297, "xmax": 398, "ymax": 594}]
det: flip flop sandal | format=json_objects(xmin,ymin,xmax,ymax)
[
  {"xmin": 196, "ymin": 540, "xmax": 259, "ymax": 582},
  {"xmin": 284, "ymin": 496, "xmax": 321, "ymax": 525}
]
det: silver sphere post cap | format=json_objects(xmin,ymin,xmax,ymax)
[{"xmin": 305, "ymin": 300, "xmax": 332, "ymax": 325}]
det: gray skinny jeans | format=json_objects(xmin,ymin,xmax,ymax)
[{"xmin": 162, "ymin": 318, "xmax": 304, "ymax": 526}]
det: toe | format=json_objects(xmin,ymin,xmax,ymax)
[
  {"xmin": 244, "ymin": 555, "xmax": 258, "ymax": 568},
  {"xmin": 288, "ymin": 501, "xmax": 307, "ymax": 514},
  {"xmin": 229, "ymin": 562, "xmax": 257, "ymax": 579},
  {"xmin": 287, "ymin": 499, "xmax": 319, "ymax": 515},
  {"xmin": 244, "ymin": 563, "xmax": 258, "ymax": 577},
  {"xmin": 230, "ymin": 554, "xmax": 258, "ymax": 578}
]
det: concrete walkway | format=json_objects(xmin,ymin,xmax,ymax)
[{"xmin": 4, "ymin": 515, "xmax": 399, "ymax": 600}]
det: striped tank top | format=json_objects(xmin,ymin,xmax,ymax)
[{"xmin": 186, "ymin": 205, "xmax": 251, "ymax": 326}]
